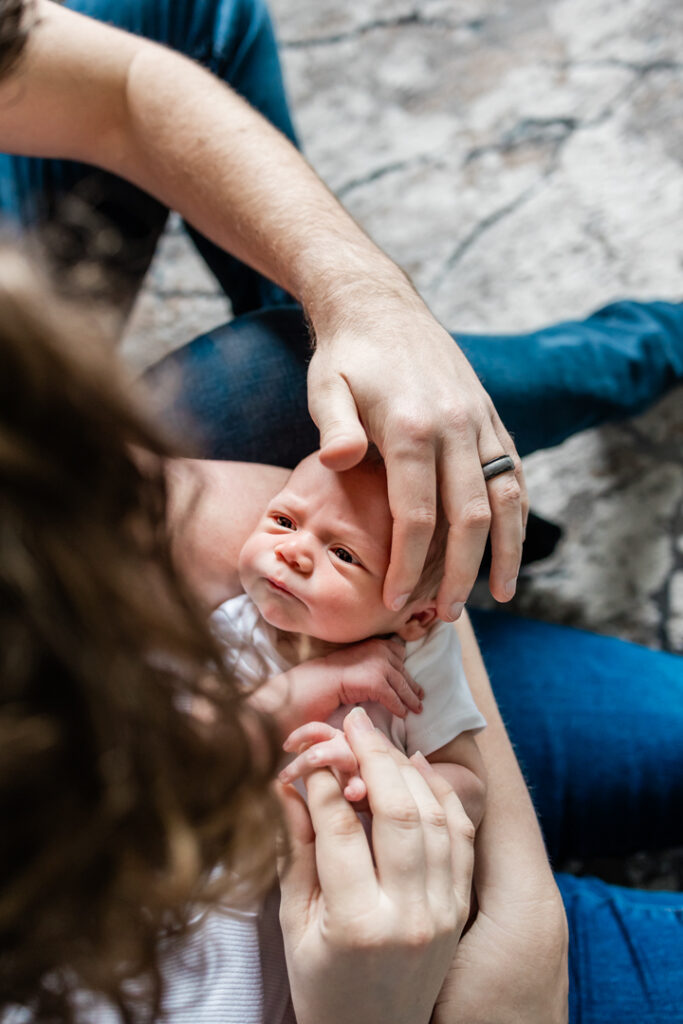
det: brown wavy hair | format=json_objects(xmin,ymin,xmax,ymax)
[
  {"xmin": 0, "ymin": 248, "xmax": 281, "ymax": 1022},
  {"xmin": 0, "ymin": 0, "xmax": 32, "ymax": 78}
]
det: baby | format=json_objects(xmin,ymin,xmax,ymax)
[{"xmin": 213, "ymin": 449, "xmax": 486, "ymax": 824}]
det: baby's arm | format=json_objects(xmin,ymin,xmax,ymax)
[
  {"xmin": 249, "ymin": 638, "xmax": 423, "ymax": 741},
  {"xmin": 426, "ymin": 732, "xmax": 487, "ymax": 829}
]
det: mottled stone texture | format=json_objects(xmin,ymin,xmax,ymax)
[{"xmin": 123, "ymin": 0, "xmax": 683, "ymax": 658}]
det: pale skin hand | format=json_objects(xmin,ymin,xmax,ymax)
[
  {"xmin": 249, "ymin": 636, "xmax": 424, "ymax": 742},
  {"xmin": 3, "ymin": 2, "xmax": 528, "ymax": 615},
  {"xmin": 278, "ymin": 707, "xmax": 476, "ymax": 1024}
]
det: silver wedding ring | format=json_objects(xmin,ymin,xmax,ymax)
[{"xmin": 482, "ymin": 455, "xmax": 515, "ymax": 481}]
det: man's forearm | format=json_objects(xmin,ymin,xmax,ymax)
[{"xmin": 6, "ymin": 2, "xmax": 417, "ymax": 334}]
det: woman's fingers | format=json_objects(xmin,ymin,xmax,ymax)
[
  {"xmin": 343, "ymin": 708, "xmax": 428, "ymax": 898},
  {"xmin": 410, "ymin": 752, "xmax": 476, "ymax": 915},
  {"xmin": 394, "ymin": 753, "xmax": 460, "ymax": 916},
  {"xmin": 276, "ymin": 780, "xmax": 319, "ymax": 938},
  {"xmin": 304, "ymin": 767, "xmax": 378, "ymax": 919}
]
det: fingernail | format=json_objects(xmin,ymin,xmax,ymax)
[
  {"xmin": 504, "ymin": 578, "xmax": 517, "ymax": 598},
  {"xmin": 448, "ymin": 601, "xmax": 465, "ymax": 621},
  {"xmin": 278, "ymin": 768, "xmax": 291, "ymax": 782},
  {"xmin": 411, "ymin": 750, "xmax": 435, "ymax": 774},
  {"xmin": 346, "ymin": 706, "xmax": 374, "ymax": 732},
  {"xmin": 392, "ymin": 593, "xmax": 410, "ymax": 611}
]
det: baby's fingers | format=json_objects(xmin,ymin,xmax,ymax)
[
  {"xmin": 283, "ymin": 721, "xmax": 339, "ymax": 754},
  {"xmin": 279, "ymin": 732, "xmax": 360, "ymax": 787},
  {"xmin": 389, "ymin": 667, "xmax": 424, "ymax": 712}
]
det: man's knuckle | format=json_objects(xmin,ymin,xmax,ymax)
[
  {"xmin": 460, "ymin": 501, "xmax": 491, "ymax": 532},
  {"xmin": 402, "ymin": 505, "xmax": 437, "ymax": 530},
  {"xmin": 494, "ymin": 478, "xmax": 522, "ymax": 507},
  {"xmin": 442, "ymin": 406, "xmax": 472, "ymax": 435},
  {"xmin": 394, "ymin": 411, "xmax": 436, "ymax": 447}
]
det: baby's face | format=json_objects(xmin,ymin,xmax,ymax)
[{"xmin": 239, "ymin": 454, "xmax": 405, "ymax": 643}]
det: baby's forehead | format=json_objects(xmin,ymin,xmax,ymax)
[{"xmin": 278, "ymin": 455, "xmax": 391, "ymax": 531}]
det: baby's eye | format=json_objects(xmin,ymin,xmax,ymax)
[
  {"xmin": 274, "ymin": 514, "xmax": 295, "ymax": 530},
  {"xmin": 332, "ymin": 547, "xmax": 357, "ymax": 565}
]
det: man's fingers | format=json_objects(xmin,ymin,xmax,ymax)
[
  {"xmin": 475, "ymin": 420, "xmax": 524, "ymax": 603},
  {"xmin": 485, "ymin": 470, "xmax": 524, "ymax": 603},
  {"xmin": 436, "ymin": 432, "xmax": 490, "ymax": 621},
  {"xmin": 382, "ymin": 442, "xmax": 438, "ymax": 611},
  {"xmin": 491, "ymin": 409, "xmax": 530, "ymax": 533},
  {"xmin": 308, "ymin": 370, "xmax": 368, "ymax": 470}
]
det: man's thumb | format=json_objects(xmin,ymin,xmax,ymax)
[{"xmin": 310, "ymin": 375, "xmax": 368, "ymax": 470}]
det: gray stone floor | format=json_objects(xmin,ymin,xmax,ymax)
[{"xmin": 123, "ymin": 0, "xmax": 683, "ymax": 656}]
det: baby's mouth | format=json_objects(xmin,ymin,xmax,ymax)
[{"xmin": 266, "ymin": 576, "xmax": 296, "ymax": 598}]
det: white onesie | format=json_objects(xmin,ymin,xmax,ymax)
[{"xmin": 212, "ymin": 594, "xmax": 485, "ymax": 757}]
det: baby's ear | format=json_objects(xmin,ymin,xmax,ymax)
[{"xmin": 396, "ymin": 604, "xmax": 439, "ymax": 641}]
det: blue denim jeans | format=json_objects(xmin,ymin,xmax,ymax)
[{"xmin": 2, "ymin": 0, "xmax": 682, "ymax": 1019}]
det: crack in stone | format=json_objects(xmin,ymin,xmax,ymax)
[
  {"xmin": 280, "ymin": 13, "xmax": 483, "ymax": 49},
  {"xmin": 650, "ymin": 490, "xmax": 683, "ymax": 653},
  {"xmin": 464, "ymin": 117, "xmax": 579, "ymax": 165},
  {"xmin": 335, "ymin": 153, "xmax": 438, "ymax": 199},
  {"xmin": 427, "ymin": 67, "xmax": 646, "ymax": 289},
  {"xmin": 615, "ymin": 418, "xmax": 683, "ymax": 467},
  {"xmin": 555, "ymin": 57, "xmax": 683, "ymax": 78},
  {"xmin": 428, "ymin": 177, "xmax": 546, "ymax": 290}
]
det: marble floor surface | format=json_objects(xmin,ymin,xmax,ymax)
[{"xmin": 121, "ymin": 0, "xmax": 683, "ymax": 886}]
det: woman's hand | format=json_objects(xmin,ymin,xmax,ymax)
[{"xmin": 278, "ymin": 707, "xmax": 475, "ymax": 1024}]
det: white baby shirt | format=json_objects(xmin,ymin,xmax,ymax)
[{"xmin": 212, "ymin": 594, "xmax": 485, "ymax": 757}]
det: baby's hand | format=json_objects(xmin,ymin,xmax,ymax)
[
  {"xmin": 312, "ymin": 637, "xmax": 423, "ymax": 719},
  {"xmin": 253, "ymin": 637, "xmax": 423, "ymax": 738},
  {"xmin": 280, "ymin": 721, "xmax": 366, "ymax": 802}
]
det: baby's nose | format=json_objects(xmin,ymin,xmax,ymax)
[{"xmin": 275, "ymin": 537, "xmax": 313, "ymax": 574}]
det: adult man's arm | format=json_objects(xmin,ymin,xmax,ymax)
[{"xmin": 1, "ymin": 0, "xmax": 528, "ymax": 616}]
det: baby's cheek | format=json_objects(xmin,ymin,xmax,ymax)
[{"xmin": 237, "ymin": 533, "xmax": 260, "ymax": 581}]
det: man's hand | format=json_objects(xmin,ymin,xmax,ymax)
[{"xmin": 307, "ymin": 287, "xmax": 529, "ymax": 621}]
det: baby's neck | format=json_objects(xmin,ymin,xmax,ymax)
[{"xmin": 273, "ymin": 628, "xmax": 346, "ymax": 664}]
